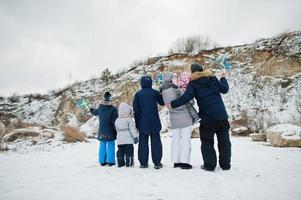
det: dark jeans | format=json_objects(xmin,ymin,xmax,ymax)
[
  {"xmin": 117, "ymin": 144, "xmax": 134, "ymax": 167},
  {"xmin": 200, "ymin": 119, "xmax": 231, "ymax": 170},
  {"xmin": 138, "ymin": 132, "xmax": 163, "ymax": 166}
]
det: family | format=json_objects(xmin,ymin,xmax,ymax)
[{"xmin": 90, "ymin": 63, "xmax": 231, "ymax": 171}]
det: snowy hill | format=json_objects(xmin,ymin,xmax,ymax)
[{"xmin": 0, "ymin": 31, "xmax": 301, "ymax": 150}]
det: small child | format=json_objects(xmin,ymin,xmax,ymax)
[
  {"xmin": 115, "ymin": 102, "xmax": 139, "ymax": 167},
  {"xmin": 172, "ymin": 72, "xmax": 200, "ymax": 125},
  {"xmin": 90, "ymin": 92, "xmax": 118, "ymax": 166}
]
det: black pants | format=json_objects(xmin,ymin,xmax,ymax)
[
  {"xmin": 117, "ymin": 144, "xmax": 134, "ymax": 167},
  {"xmin": 138, "ymin": 132, "xmax": 162, "ymax": 166},
  {"xmin": 200, "ymin": 120, "xmax": 231, "ymax": 170}
]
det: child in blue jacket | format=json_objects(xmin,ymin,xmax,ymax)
[{"xmin": 90, "ymin": 92, "xmax": 118, "ymax": 166}]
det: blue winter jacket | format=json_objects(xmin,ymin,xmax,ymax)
[
  {"xmin": 90, "ymin": 103, "xmax": 118, "ymax": 141},
  {"xmin": 171, "ymin": 70, "xmax": 229, "ymax": 124},
  {"xmin": 133, "ymin": 76, "xmax": 164, "ymax": 134}
]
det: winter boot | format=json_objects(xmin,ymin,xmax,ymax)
[
  {"xmin": 200, "ymin": 165, "xmax": 215, "ymax": 172},
  {"xmin": 180, "ymin": 163, "xmax": 192, "ymax": 170},
  {"xmin": 174, "ymin": 163, "xmax": 181, "ymax": 168},
  {"xmin": 154, "ymin": 163, "xmax": 163, "ymax": 169},
  {"xmin": 140, "ymin": 164, "xmax": 149, "ymax": 169}
]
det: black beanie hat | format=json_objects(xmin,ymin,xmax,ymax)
[
  {"xmin": 103, "ymin": 92, "xmax": 112, "ymax": 101},
  {"xmin": 191, "ymin": 63, "xmax": 203, "ymax": 73}
]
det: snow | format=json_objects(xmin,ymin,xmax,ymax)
[
  {"xmin": 80, "ymin": 116, "xmax": 98, "ymax": 138},
  {"xmin": 267, "ymin": 124, "xmax": 301, "ymax": 140},
  {"xmin": 0, "ymin": 137, "xmax": 300, "ymax": 200}
]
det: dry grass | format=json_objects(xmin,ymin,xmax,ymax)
[
  {"xmin": 0, "ymin": 121, "xmax": 8, "ymax": 151},
  {"xmin": 60, "ymin": 124, "xmax": 86, "ymax": 143}
]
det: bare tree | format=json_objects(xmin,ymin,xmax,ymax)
[{"xmin": 169, "ymin": 35, "xmax": 216, "ymax": 54}]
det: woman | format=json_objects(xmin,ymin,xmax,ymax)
[{"xmin": 160, "ymin": 72, "xmax": 194, "ymax": 169}]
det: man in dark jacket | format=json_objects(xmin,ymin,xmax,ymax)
[
  {"xmin": 133, "ymin": 75, "xmax": 165, "ymax": 169},
  {"xmin": 90, "ymin": 92, "xmax": 118, "ymax": 166},
  {"xmin": 168, "ymin": 64, "xmax": 231, "ymax": 171}
]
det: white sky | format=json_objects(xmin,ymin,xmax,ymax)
[{"xmin": 0, "ymin": 0, "xmax": 300, "ymax": 96}]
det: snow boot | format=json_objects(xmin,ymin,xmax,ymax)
[
  {"xmin": 154, "ymin": 163, "xmax": 163, "ymax": 169},
  {"xmin": 140, "ymin": 164, "xmax": 149, "ymax": 169},
  {"xmin": 200, "ymin": 165, "xmax": 215, "ymax": 172},
  {"xmin": 180, "ymin": 163, "xmax": 192, "ymax": 170},
  {"xmin": 174, "ymin": 163, "xmax": 181, "ymax": 168}
]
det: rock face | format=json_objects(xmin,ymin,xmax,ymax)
[
  {"xmin": 267, "ymin": 124, "xmax": 301, "ymax": 147},
  {"xmin": 0, "ymin": 32, "xmax": 300, "ymax": 150},
  {"xmin": 0, "ymin": 121, "xmax": 6, "ymax": 150},
  {"xmin": 249, "ymin": 133, "xmax": 267, "ymax": 142}
]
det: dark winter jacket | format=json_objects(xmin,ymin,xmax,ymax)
[
  {"xmin": 133, "ymin": 76, "xmax": 164, "ymax": 134},
  {"xmin": 171, "ymin": 70, "xmax": 229, "ymax": 124},
  {"xmin": 90, "ymin": 102, "xmax": 118, "ymax": 141}
]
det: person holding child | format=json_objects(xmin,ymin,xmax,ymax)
[
  {"xmin": 167, "ymin": 64, "xmax": 232, "ymax": 171},
  {"xmin": 90, "ymin": 92, "xmax": 118, "ymax": 166},
  {"xmin": 160, "ymin": 72, "xmax": 197, "ymax": 169}
]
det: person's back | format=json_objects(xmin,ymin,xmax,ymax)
[
  {"xmin": 160, "ymin": 72, "xmax": 192, "ymax": 129},
  {"xmin": 133, "ymin": 76, "xmax": 164, "ymax": 134},
  {"xmin": 90, "ymin": 92, "xmax": 118, "ymax": 166},
  {"xmin": 115, "ymin": 103, "xmax": 138, "ymax": 145},
  {"xmin": 172, "ymin": 69, "xmax": 229, "ymax": 124},
  {"xmin": 96, "ymin": 103, "xmax": 117, "ymax": 140},
  {"xmin": 133, "ymin": 75, "xmax": 164, "ymax": 169},
  {"xmin": 170, "ymin": 64, "xmax": 231, "ymax": 171},
  {"xmin": 115, "ymin": 102, "xmax": 138, "ymax": 167}
]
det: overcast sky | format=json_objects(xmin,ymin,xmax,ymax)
[{"xmin": 0, "ymin": 0, "xmax": 300, "ymax": 96}]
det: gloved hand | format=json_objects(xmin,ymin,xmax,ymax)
[
  {"xmin": 134, "ymin": 137, "xmax": 139, "ymax": 144},
  {"xmin": 89, "ymin": 108, "xmax": 95, "ymax": 114}
]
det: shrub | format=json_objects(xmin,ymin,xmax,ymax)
[
  {"xmin": 169, "ymin": 35, "xmax": 216, "ymax": 54},
  {"xmin": 60, "ymin": 124, "xmax": 86, "ymax": 143}
]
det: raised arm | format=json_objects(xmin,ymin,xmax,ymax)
[
  {"xmin": 212, "ymin": 76, "xmax": 229, "ymax": 94},
  {"xmin": 89, "ymin": 107, "xmax": 99, "ymax": 116}
]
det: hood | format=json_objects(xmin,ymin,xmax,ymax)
[
  {"xmin": 118, "ymin": 102, "xmax": 133, "ymax": 117},
  {"xmin": 190, "ymin": 69, "xmax": 213, "ymax": 81},
  {"xmin": 140, "ymin": 76, "xmax": 152, "ymax": 88},
  {"xmin": 163, "ymin": 72, "xmax": 173, "ymax": 83}
]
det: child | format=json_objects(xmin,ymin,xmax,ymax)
[
  {"xmin": 172, "ymin": 72, "xmax": 200, "ymax": 125},
  {"xmin": 161, "ymin": 72, "xmax": 194, "ymax": 169},
  {"xmin": 115, "ymin": 102, "xmax": 139, "ymax": 167},
  {"xmin": 133, "ymin": 75, "xmax": 165, "ymax": 169},
  {"xmin": 90, "ymin": 92, "xmax": 118, "ymax": 166}
]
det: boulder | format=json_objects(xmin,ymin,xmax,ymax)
[
  {"xmin": 231, "ymin": 126, "xmax": 251, "ymax": 136},
  {"xmin": 249, "ymin": 133, "xmax": 267, "ymax": 142},
  {"xmin": 267, "ymin": 124, "xmax": 301, "ymax": 147}
]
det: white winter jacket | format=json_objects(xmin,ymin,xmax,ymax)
[{"xmin": 115, "ymin": 103, "xmax": 139, "ymax": 145}]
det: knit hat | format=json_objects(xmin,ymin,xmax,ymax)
[
  {"xmin": 190, "ymin": 63, "xmax": 203, "ymax": 73},
  {"xmin": 103, "ymin": 91, "xmax": 112, "ymax": 101}
]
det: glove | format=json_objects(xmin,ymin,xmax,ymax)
[
  {"xmin": 89, "ymin": 108, "xmax": 95, "ymax": 114},
  {"xmin": 134, "ymin": 137, "xmax": 139, "ymax": 144}
]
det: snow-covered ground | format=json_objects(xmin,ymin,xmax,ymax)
[{"xmin": 0, "ymin": 137, "xmax": 300, "ymax": 200}]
